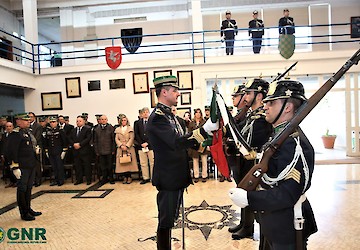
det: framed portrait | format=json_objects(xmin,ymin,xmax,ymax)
[
  {"xmin": 153, "ymin": 69, "xmax": 172, "ymax": 79},
  {"xmin": 109, "ymin": 79, "xmax": 125, "ymax": 89},
  {"xmin": 65, "ymin": 77, "xmax": 81, "ymax": 98},
  {"xmin": 350, "ymin": 16, "xmax": 360, "ymax": 38},
  {"xmin": 150, "ymin": 88, "xmax": 158, "ymax": 108},
  {"xmin": 41, "ymin": 92, "xmax": 63, "ymax": 111},
  {"xmin": 133, "ymin": 72, "xmax": 149, "ymax": 94},
  {"xmin": 176, "ymin": 107, "xmax": 191, "ymax": 120},
  {"xmin": 180, "ymin": 92, "xmax": 191, "ymax": 105},
  {"xmin": 88, "ymin": 80, "xmax": 101, "ymax": 91},
  {"xmin": 177, "ymin": 70, "xmax": 193, "ymax": 90}
]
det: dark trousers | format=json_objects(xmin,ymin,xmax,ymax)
[
  {"xmin": 252, "ymin": 36, "xmax": 263, "ymax": 54},
  {"xmin": 99, "ymin": 154, "xmax": 113, "ymax": 181},
  {"xmin": 74, "ymin": 153, "xmax": 91, "ymax": 182},
  {"xmin": 225, "ymin": 39, "xmax": 235, "ymax": 55},
  {"xmin": 157, "ymin": 189, "xmax": 183, "ymax": 229},
  {"xmin": 260, "ymin": 235, "xmax": 307, "ymax": 250},
  {"xmin": 34, "ymin": 155, "xmax": 42, "ymax": 185},
  {"xmin": 227, "ymin": 155, "xmax": 241, "ymax": 185},
  {"xmin": 17, "ymin": 168, "xmax": 36, "ymax": 216},
  {"xmin": 49, "ymin": 153, "xmax": 65, "ymax": 184}
]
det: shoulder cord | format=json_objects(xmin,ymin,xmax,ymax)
[
  {"xmin": 240, "ymin": 118, "xmax": 255, "ymax": 145},
  {"xmin": 261, "ymin": 136, "xmax": 309, "ymax": 193}
]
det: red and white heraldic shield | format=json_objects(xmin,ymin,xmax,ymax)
[{"xmin": 105, "ymin": 46, "xmax": 122, "ymax": 69}]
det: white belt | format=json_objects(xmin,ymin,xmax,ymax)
[{"xmin": 294, "ymin": 194, "xmax": 306, "ymax": 230}]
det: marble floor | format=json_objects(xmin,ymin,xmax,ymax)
[{"xmin": 0, "ymin": 156, "xmax": 360, "ymax": 249}]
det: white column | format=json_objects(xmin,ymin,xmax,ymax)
[
  {"xmin": 59, "ymin": 7, "xmax": 74, "ymax": 66},
  {"xmin": 189, "ymin": 0, "xmax": 204, "ymax": 59},
  {"xmin": 22, "ymin": 0, "xmax": 38, "ymax": 66}
]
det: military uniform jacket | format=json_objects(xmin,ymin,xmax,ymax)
[
  {"xmin": 248, "ymin": 127, "xmax": 317, "ymax": 244},
  {"xmin": 44, "ymin": 127, "xmax": 67, "ymax": 155},
  {"xmin": 7, "ymin": 129, "xmax": 37, "ymax": 169},
  {"xmin": 279, "ymin": 17, "xmax": 295, "ymax": 34},
  {"xmin": 147, "ymin": 103, "xmax": 192, "ymax": 191},
  {"xmin": 221, "ymin": 19, "xmax": 238, "ymax": 39},
  {"xmin": 248, "ymin": 19, "xmax": 264, "ymax": 37}
]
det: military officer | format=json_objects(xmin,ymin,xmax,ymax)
[
  {"xmin": 147, "ymin": 75, "xmax": 217, "ymax": 250},
  {"xmin": 221, "ymin": 10, "xmax": 238, "ymax": 55},
  {"xmin": 249, "ymin": 10, "xmax": 265, "ymax": 54},
  {"xmin": 279, "ymin": 8, "xmax": 295, "ymax": 35},
  {"xmin": 229, "ymin": 80, "xmax": 317, "ymax": 249},
  {"xmin": 7, "ymin": 113, "xmax": 42, "ymax": 221},
  {"xmin": 44, "ymin": 116, "xmax": 68, "ymax": 186},
  {"xmin": 82, "ymin": 113, "xmax": 94, "ymax": 128}
]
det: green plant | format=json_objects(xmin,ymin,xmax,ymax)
[{"xmin": 324, "ymin": 129, "xmax": 336, "ymax": 137}]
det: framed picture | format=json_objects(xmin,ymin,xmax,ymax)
[
  {"xmin": 176, "ymin": 107, "xmax": 191, "ymax": 120},
  {"xmin": 88, "ymin": 80, "xmax": 101, "ymax": 91},
  {"xmin": 41, "ymin": 92, "xmax": 63, "ymax": 111},
  {"xmin": 350, "ymin": 16, "xmax": 360, "ymax": 38},
  {"xmin": 153, "ymin": 69, "xmax": 172, "ymax": 79},
  {"xmin": 109, "ymin": 79, "xmax": 125, "ymax": 89},
  {"xmin": 150, "ymin": 88, "xmax": 158, "ymax": 108},
  {"xmin": 65, "ymin": 77, "xmax": 81, "ymax": 98},
  {"xmin": 180, "ymin": 92, "xmax": 191, "ymax": 105},
  {"xmin": 177, "ymin": 70, "xmax": 193, "ymax": 90},
  {"xmin": 133, "ymin": 72, "xmax": 149, "ymax": 94}
]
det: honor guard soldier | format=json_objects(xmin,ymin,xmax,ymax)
[
  {"xmin": 221, "ymin": 10, "xmax": 238, "ymax": 55},
  {"xmin": 204, "ymin": 105, "xmax": 211, "ymax": 121},
  {"xmin": 44, "ymin": 116, "xmax": 68, "ymax": 186},
  {"xmin": 279, "ymin": 9, "xmax": 295, "ymax": 35},
  {"xmin": 7, "ymin": 113, "xmax": 42, "ymax": 221},
  {"xmin": 229, "ymin": 80, "xmax": 317, "ymax": 249},
  {"xmin": 249, "ymin": 10, "xmax": 265, "ymax": 54},
  {"xmin": 231, "ymin": 79, "xmax": 273, "ymax": 240},
  {"xmin": 147, "ymin": 75, "xmax": 218, "ymax": 250}
]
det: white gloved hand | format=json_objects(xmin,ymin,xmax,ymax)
[
  {"xmin": 35, "ymin": 146, "xmax": 41, "ymax": 155},
  {"xmin": 229, "ymin": 188, "xmax": 249, "ymax": 208},
  {"xmin": 46, "ymin": 153, "xmax": 49, "ymax": 159},
  {"xmin": 60, "ymin": 151, "xmax": 66, "ymax": 160},
  {"xmin": 13, "ymin": 169, "xmax": 21, "ymax": 179},
  {"xmin": 221, "ymin": 36, "xmax": 225, "ymax": 42},
  {"xmin": 203, "ymin": 118, "xmax": 219, "ymax": 136}
]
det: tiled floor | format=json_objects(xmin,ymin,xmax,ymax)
[{"xmin": 0, "ymin": 152, "xmax": 360, "ymax": 249}]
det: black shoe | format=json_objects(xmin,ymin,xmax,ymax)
[
  {"xmin": 29, "ymin": 209, "xmax": 42, "ymax": 217},
  {"xmin": 232, "ymin": 227, "xmax": 254, "ymax": 240},
  {"xmin": 228, "ymin": 223, "xmax": 243, "ymax": 233},
  {"xmin": 219, "ymin": 176, "xmax": 225, "ymax": 182},
  {"xmin": 226, "ymin": 177, "xmax": 233, "ymax": 182},
  {"xmin": 49, "ymin": 182, "xmax": 58, "ymax": 186},
  {"xmin": 58, "ymin": 182, "xmax": 64, "ymax": 186},
  {"xmin": 202, "ymin": 178, "xmax": 207, "ymax": 183},
  {"xmin": 109, "ymin": 180, "xmax": 115, "ymax": 184},
  {"xmin": 140, "ymin": 179, "xmax": 150, "ymax": 185},
  {"xmin": 34, "ymin": 182, "xmax": 41, "ymax": 187},
  {"xmin": 21, "ymin": 213, "xmax": 35, "ymax": 221},
  {"xmin": 74, "ymin": 181, "xmax": 83, "ymax": 185},
  {"xmin": 194, "ymin": 178, "xmax": 199, "ymax": 183},
  {"xmin": 86, "ymin": 181, "xmax": 91, "ymax": 185}
]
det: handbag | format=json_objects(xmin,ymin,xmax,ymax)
[{"xmin": 119, "ymin": 151, "xmax": 132, "ymax": 164}]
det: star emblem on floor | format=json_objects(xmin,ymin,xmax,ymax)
[{"xmin": 173, "ymin": 200, "xmax": 239, "ymax": 240}]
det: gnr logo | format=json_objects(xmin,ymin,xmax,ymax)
[{"xmin": 0, "ymin": 227, "xmax": 47, "ymax": 244}]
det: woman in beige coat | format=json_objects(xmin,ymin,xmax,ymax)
[{"xmin": 115, "ymin": 114, "xmax": 138, "ymax": 184}]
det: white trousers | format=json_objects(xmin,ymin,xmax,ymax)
[
  {"xmin": 138, "ymin": 149, "xmax": 154, "ymax": 180},
  {"xmin": 193, "ymin": 154, "xmax": 208, "ymax": 178}
]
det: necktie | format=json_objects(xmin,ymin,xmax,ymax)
[
  {"xmin": 77, "ymin": 127, "xmax": 81, "ymax": 136},
  {"xmin": 144, "ymin": 120, "xmax": 147, "ymax": 129}
]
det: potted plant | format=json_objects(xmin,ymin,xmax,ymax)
[{"xmin": 321, "ymin": 129, "xmax": 337, "ymax": 149}]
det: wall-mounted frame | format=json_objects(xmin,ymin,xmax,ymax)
[
  {"xmin": 153, "ymin": 69, "xmax": 172, "ymax": 79},
  {"xmin": 65, "ymin": 77, "xmax": 81, "ymax": 98},
  {"xmin": 180, "ymin": 92, "xmax": 191, "ymax": 105},
  {"xmin": 150, "ymin": 88, "xmax": 158, "ymax": 108},
  {"xmin": 176, "ymin": 107, "xmax": 191, "ymax": 120},
  {"xmin": 88, "ymin": 80, "xmax": 101, "ymax": 91},
  {"xmin": 350, "ymin": 16, "xmax": 360, "ymax": 38},
  {"xmin": 177, "ymin": 70, "xmax": 193, "ymax": 90},
  {"xmin": 133, "ymin": 72, "xmax": 149, "ymax": 94},
  {"xmin": 109, "ymin": 79, "xmax": 125, "ymax": 89},
  {"xmin": 41, "ymin": 92, "xmax": 63, "ymax": 111}
]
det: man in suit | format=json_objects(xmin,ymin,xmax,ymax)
[
  {"xmin": 1, "ymin": 122, "xmax": 17, "ymax": 188},
  {"xmin": 134, "ymin": 107, "xmax": 154, "ymax": 184},
  {"xmin": 28, "ymin": 112, "xmax": 43, "ymax": 186},
  {"xmin": 68, "ymin": 115, "xmax": 92, "ymax": 185},
  {"xmin": 58, "ymin": 115, "xmax": 73, "ymax": 137}
]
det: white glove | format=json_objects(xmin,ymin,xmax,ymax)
[
  {"xmin": 229, "ymin": 188, "xmax": 249, "ymax": 208},
  {"xmin": 203, "ymin": 118, "xmax": 219, "ymax": 136},
  {"xmin": 60, "ymin": 151, "xmax": 66, "ymax": 160},
  {"xmin": 46, "ymin": 153, "xmax": 49, "ymax": 158},
  {"xmin": 13, "ymin": 169, "xmax": 21, "ymax": 179},
  {"xmin": 35, "ymin": 146, "xmax": 41, "ymax": 155},
  {"xmin": 221, "ymin": 36, "xmax": 225, "ymax": 42}
]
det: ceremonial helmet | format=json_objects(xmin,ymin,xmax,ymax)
[
  {"xmin": 243, "ymin": 78, "xmax": 269, "ymax": 96},
  {"xmin": 231, "ymin": 83, "xmax": 245, "ymax": 96},
  {"xmin": 263, "ymin": 80, "xmax": 307, "ymax": 103}
]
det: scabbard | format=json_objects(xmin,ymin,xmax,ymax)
[{"xmin": 296, "ymin": 230, "xmax": 303, "ymax": 250}]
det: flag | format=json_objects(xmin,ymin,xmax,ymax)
[{"xmin": 279, "ymin": 34, "xmax": 295, "ymax": 59}]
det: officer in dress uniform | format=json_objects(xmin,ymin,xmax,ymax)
[
  {"xmin": 7, "ymin": 113, "xmax": 42, "ymax": 221},
  {"xmin": 221, "ymin": 10, "xmax": 238, "ymax": 55},
  {"xmin": 44, "ymin": 116, "xmax": 68, "ymax": 186},
  {"xmin": 249, "ymin": 10, "xmax": 265, "ymax": 54},
  {"xmin": 279, "ymin": 9, "xmax": 295, "ymax": 35},
  {"xmin": 147, "ymin": 75, "xmax": 217, "ymax": 250},
  {"xmin": 231, "ymin": 79, "xmax": 273, "ymax": 240},
  {"xmin": 229, "ymin": 80, "xmax": 318, "ymax": 249}
]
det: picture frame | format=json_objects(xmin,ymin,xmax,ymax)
[
  {"xmin": 109, "ymin": 79, "xmax": 125, "ymax": 89},
  {"xmin": 176, "ymin": 107, "xmax": 191, "ymax": 120},
  {"xmin": 350, "ymin": 16, "xmax": 360, "ymax": 38},
  {"xmin": 88, "ymin": 80, "xmax": 101, "ymax": 91},
  {"xmin": 150, "ymin": 88, "xmax": 158, "ymax": 108},
  {"xmin": 133, "ymin": 72, "xmax": 149, "ymax": 94},
  {"xmin": 41, "ymin": 92, "xmax": 63, "ymax": 111},
  {"xmin": 153, "ymin": 69, "xmax": 172, "ymax": 79},
  {"xmin": 177, "ymin": 70, "xmax": 193, "ymax": 90},
  {"xmin": 180, "ymin": 92, "xmax": 191, "ymax": 105},
  {"xmin": 65, "ymin": 77, "xmax": 81, "ymax": 98}
]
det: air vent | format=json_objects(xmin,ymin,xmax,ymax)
[{"xmin": 114, "ymin": 16, "xmax": 147, "ymax": 23}]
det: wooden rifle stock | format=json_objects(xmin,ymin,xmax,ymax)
[{"xmin": 238, "ymin": 49, "xmax": 360, "ymax": 191}]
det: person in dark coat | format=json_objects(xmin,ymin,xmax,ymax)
[
  {"xmin": 28, "ymin": 112, "xmax": 43, "ymax": 186},
  {"xmin": 229, "ymin": 80, "xmax": 317, "ymax": 249},
  {"xmin": 7, "ymin": 114, "xmax": 42, "ymax": 221},
  {"xmin": 1, "ymin": 122, "xmax": 17, "ymax": 187},
  {"xmin": 279, "ymin": 8, "xmax": 295, "ymax": 35},
  {"xmin": 221, "ymin": 10, "xmax": 238, "ymax": 55},
  {"xmin": 248, "ymin": 10, "xmax": 264, "ymax": 54},
  {"xmin": 147, "ymin": 75, "xmax": 218, "ymax": 250}
]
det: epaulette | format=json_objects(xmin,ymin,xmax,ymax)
[
  {"xmin": 13, "ymin": 127, "xmax": 20, "ymax": 132},
  {"xmin": 155, "ymin": 109, "xmax": 164, "ymax": 116},
  {"xmin": 290, "ymin": 130, "xmax": 299, "ymax": 138}
]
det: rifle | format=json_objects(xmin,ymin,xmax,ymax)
[{"xmin": 238, "ymin": 49, "xmax": 360, "ymax": 191}]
